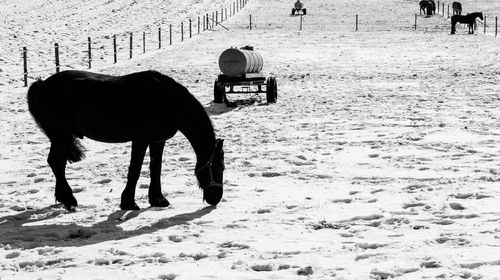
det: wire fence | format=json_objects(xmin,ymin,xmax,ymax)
[
  {"xmin": 243, "ymin": 3, "xmax": 497, "ymax": 35},
  {"xmin": 18, "ymin": 0, "xmax": 250, "ymax": 87}
]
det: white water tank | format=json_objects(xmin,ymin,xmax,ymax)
[{"xmin": 218, "ymin": 47, "xmax": 264, "ymax": 77}]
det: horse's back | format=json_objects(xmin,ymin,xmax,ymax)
[
  {"xmin": 36, "ymin": 70, "xmax": 186, "ymax": 143},
  {"xmin": 40, "ymin": 70, "xmax": 179, "ymax": 108}
]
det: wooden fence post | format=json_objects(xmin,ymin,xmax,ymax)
[
  {"xmin": 415, "ymin": 13, "xmax": 417, "ymax": 30},
  {"xmin": 300, "ymin": 14, "xmax": 303, "ymax": 31},
  {"xmin": 437, "ymin": 1, "xmax": 439, "ymax": 13},
  {"xmin": 159, "ymin": 27, "xmax": 162, "ymax": 49},
  {"xmin": 113, "ymin": 35, "xmax": 117, "ymax": 63},
  {"xmin": 198, "ymin": 17, "xmax": 200, "ymax": 33},
  {"xmin": 143, "ymin": 31, "xmax": 146, "ymax": 53},
  {"xmin": 225, "ymin": 8, "xmax": 228, "ymax": 20},
  {"xmin": 442, "ymin": 3, "xmax": 444, "ymax": 16},
  {"xmin": 212, "ymin": 12, "xmax": 215, "ymax": 27},
  {"xmin": 54, "ymin": 43, "xmax": 60, "ymax": 73},
  {"xmin": 484, "ymin": 16, "xmax": 487, "ymax": 33},
  {"xmin": 221, "ymin": 9, "xmax": 224, "ymax": 22},
  {"xmin": 88, "ymin": 37, "xmax": 92, "ymax": 69},
  {"xmin": 22, "ymin": 47, "xmax": 28, "ymax": 87},
  {"xmin": 216, "ymin": 11, "xmax": 219, "ymax": 25},
  {"xmin": 496, "ymin": 17, "xmax": 498, "ymax": 37},
  {"xmin": 129, "ymin": 32, "xmax": 133, "ymax": 59},
  {"xmin": 189, "ymin": 19, "xmax": 192, "ymax": 38},
  {"xmin": 170, "ymin": 24, "xmax": 172, "ymax": 45},
  {"xmin": 249, "ymin": 14, "xmax": 252, "ymax": 30},
  {"xmin": 181, "ymin": 22, "xmax": 184, "ymax": 41},
  {"xmin": 356, "ymin": 14, "xmax": 358, "ymax": 31}
]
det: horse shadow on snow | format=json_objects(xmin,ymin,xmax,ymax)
[{"xmin": 0, "ymin": 205, "xmax": 216, "ymax": 249}]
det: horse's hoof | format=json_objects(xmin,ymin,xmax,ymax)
[
  {"xmin": 120, "ymin": 202, "xmax": 140, "ymax": 211},
  {"xmin": 203, "ymin": 186, "xmax": 223, "ymax": 206},
  {"xmin": 149, "ymin": 197, "xmax": 170, "ymax": 208},
  {"xmin": 65, "ymin": 204, "xmax": 77, "ymax": 212},
  {"xmin": 56, "ymin": 195, "xmax": 78, "ymax": 212}
]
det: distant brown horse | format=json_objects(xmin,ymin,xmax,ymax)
[
  {"xmin": 451, "ymin": 12, "xmax": 483, "ymax": 34},
  {"xmin": 419, "ymin": 0, "xmax": 436, "ymax": 16},
  {"xmin": 452, "ymin": 2, "xmax": 462, "ymax": 15},
  {"xmin": 27, "ymin": 70, "xmax": 225, "ymax": 211}
]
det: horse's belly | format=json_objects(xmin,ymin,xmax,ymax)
[
  {"xmin": 75, "ymin": 117, "xmax": 176, "ymax": 144},
  {"xmin": 78, "ymin": 121, "xmax": 133, "ymax": 143}
]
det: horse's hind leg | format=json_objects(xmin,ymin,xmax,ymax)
[
  {"xmin": 120, "ymin": 141, "xmax": 148, "ymax": 210},
  {"xmin": 148, "ymin": 140, "xmax": 170, "ymax": 207},
  {"xmin": 48, "ymin": 138, "xmax": 77, "ymax": 211}
]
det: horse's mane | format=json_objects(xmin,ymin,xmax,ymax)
[
  {"xmin": 465, "ymin": 12, "xmax": 482, "ymax": 17},
  {"xmin": 153, "ymin": 71, "xmax": 216, "ymax": 140}
]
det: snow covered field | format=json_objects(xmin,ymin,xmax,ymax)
[{"xmin": 1, "ymin": 0, "xmax": 499, "ymax": 279}]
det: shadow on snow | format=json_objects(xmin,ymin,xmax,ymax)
[{"xmin": 0, "ymin": 205, "xmax": 216, "ymax": 249}]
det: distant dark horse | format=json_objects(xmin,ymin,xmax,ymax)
[
  {"xmin": 451, "ymin": 12, "xmax": 483, "ymax": 34},
  {"xmin": 27, "ymin": 70, "xmax": 225, "ymax": 211},
  {"xmin": 452, "ymin": 2, "xmax": 462, "ymax": 15},
  {"xmin": 419, "ymin": 0, "xmax": 435, "ymax": 16}
]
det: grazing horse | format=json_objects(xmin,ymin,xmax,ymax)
[
  {"xmin": 451, "ymin": 12, "xmax": 483, "ymax": 34},
  {"xmin": 27, "ymin": 70, "xmax": 225, "ymax": 211},
  {"xmin": 419, "ymin": 0, "xmax": 436, "ymax": 16},
  {"xmin": 452, "ymin": 2, "xmax": 462, "ymax": 15}
]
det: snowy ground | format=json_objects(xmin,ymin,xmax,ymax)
[{"xmin": 1, "ymin": 0, "xmax": 500, "ymax": 279}]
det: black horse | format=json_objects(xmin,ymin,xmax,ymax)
[
  {"xmin": 419, "ymin": 0, "xmax": 435, "ymax": 16},
  {"xmin": 27, "ymin": 70, "xmax": 225, "ymax": 211},
  {"xmin": 452, "ymin": 2, "xmax": 462, "ymax": 15},
  {"xmin": 451, "ymin": 12, "xmax": 483, "ymax": 34}
]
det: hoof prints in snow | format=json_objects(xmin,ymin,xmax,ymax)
[{"xmin": 262, "ymin": 172, "xmax": 283, "ymax": 178}]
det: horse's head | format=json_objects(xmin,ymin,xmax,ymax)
[{"xmin": 196, "ymin": 139, "xmax": 225, "ymax": 206}]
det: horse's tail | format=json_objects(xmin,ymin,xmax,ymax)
[
  {"xmin": 27, "ymin": 79, "xmax": 85, "ymax": 163},
  {"xmin": 27, "ymin": 79, "xmax": 47, "ymax": 136}
]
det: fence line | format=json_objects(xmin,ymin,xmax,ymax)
[{"xmin": 20, "ymin": 0, "xmax": 250, "ymax": 86}]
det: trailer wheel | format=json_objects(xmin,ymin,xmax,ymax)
[
  {"xmin": 266, "ymin": 77, "xmax": 277, "ymax": 103},
  {"xmin": 214, "ymin": 79, "xmax": 225, "ymax": 103},
  {"xmin": 292, "ymin": 8, "xmax": 295, "ymax": 15},
  {"xmin": 303, "ymin": 8, "xmax": 307, "ymax": 15}
]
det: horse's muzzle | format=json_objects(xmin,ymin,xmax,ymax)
[{"xmin": 203, "ymin": 184, "xmax": 223, "ymax": 206}]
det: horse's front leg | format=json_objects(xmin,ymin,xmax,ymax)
[
  {"xmin": 48, "ymin": 139, "xmax": 77, "ymax": 211},
  {"xmin": 120, "ymin": 141, "xmax": 148, "ymax": 210},
  {"xmin": 148, "ymin": 140, "xmax": 170, "ymax": 207}
]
